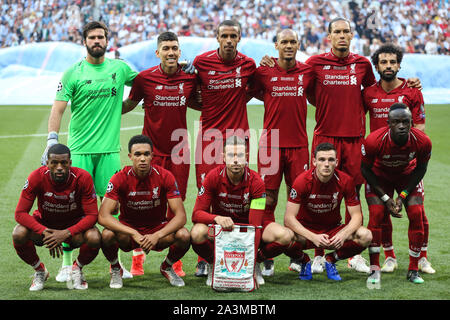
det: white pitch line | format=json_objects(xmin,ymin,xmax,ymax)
[{"xmin": 0, "ymin": 126, "xmax": 142, "ymax": 139}]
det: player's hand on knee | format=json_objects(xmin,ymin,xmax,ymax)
[
  {"xmin": 313, "ymin": 233, "xmax": 330, "ymax": 248},
  {"xmin": 386, "ymin": 198, "xmax": 402, "ymax": 218},
  {"xmin": 40, "ymin": 132, "xmax": 59, "ymax": 165},
  {"xmin": 214, "ymin": 216, "xmax": 234, "ymax": 230}
]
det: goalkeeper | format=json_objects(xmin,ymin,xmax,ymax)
[{"xmin": 41, "ymin": 21, "xmax": 137, "ymax": 281}]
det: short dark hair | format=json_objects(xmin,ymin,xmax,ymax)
[
  {"xmin": 128, "ymin": 134, "xmax": 153, "ymax": 153},
  {"xmin": 47, "ymin": 143, "xmax": 71, "ymax": 159},
  {"xmin": 389, "ymin": 102, "xmax": 408, "ymax": 112},
  {"xmin": 223, "ymin": 135, "xmax": 246, "ymax": 151},
  {"xmin": 216, "ymin": 20, "xmax": 241, "ymax": 36},
  {"xmin": 314, "ymin": 142, "xmax": 336, "ymax": 157},
  {"xmin": 328, "ymin": 17, "xmax": 351, "ymax": 33},
  {"xmin": 157, "ymin": 31, "xmax": 179, "ymax": 47},
  {"xmin": 371, "ymin": 43, "xmax": 404, "ymax": 66},
  {"xmin": 276, "ymin": 28, "xmax": 299, "ymax": 42},
  {"xmin": 82, "ymin": 21, "xmax": 109, "ymax": 41}
]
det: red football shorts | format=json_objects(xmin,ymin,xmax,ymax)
[
  {"xmin": 311, "ymin": 134, "xmax": 364, "ymax": 185},
  {"xmin": 365, "ymin": 176, "xmax": 425, "ymax": 201},
  {"xmin": 121, "ymin": 221, "xmax": 169, "ymax": 251},
  {"xmin": 301, "ymin": 223, "xmax": 347, "ymax": 250},
  {"xmin": 32, "ymin": 210, "xmax": 82, "ymax": 231},
  {"xmin": 152, "ymin": 154, "xmax": 189, "ymax": 201},
  {"xmin": 258, "ymin": 146, "xmax": 309, "ymax": 190}
]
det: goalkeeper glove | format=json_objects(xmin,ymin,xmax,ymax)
[{"xmin": 40, "ymin": 131, "xmax": 59, "ymax": 165}]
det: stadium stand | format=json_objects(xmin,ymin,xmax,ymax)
[{"xmin": 0, "ymin": 0, "xmax": 448, "ymax": 55}]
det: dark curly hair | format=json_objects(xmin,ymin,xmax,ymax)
[{"xmin": 371, "ymin": 43, "xmax": 404, "ymax": 66}]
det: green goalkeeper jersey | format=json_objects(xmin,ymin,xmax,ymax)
[{"xmin": 55, "ymin": 58, "xmax": 137, "ymax": 154}]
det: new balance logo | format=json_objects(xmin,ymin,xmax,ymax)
[
  {"xmin": 270, "ymin": 77, "xmax": 278, "ymax": 82},
  {"xmin": 323, "ymin": 65, "xmax": 331, "ymax": 70},
  {"xmin": 155, "ymin": 85, "xmax": 163, "ymax": 90},
  {"xmin": 208, "ymin": 70, "xmax": 216, "ymax": 75}
]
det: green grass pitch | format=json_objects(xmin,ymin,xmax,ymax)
[{"xmin": 0, "ymin": 104, "xmax": 448, "ymax": 301}]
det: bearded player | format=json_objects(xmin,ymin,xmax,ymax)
[
  {"xmin": 191, "ymin": 20, "xmax": 257, "ymax": 276},
  {"xmin": 190, "ymin": 136, "xmax": 294, "ymax": 286},
  {"xmin": 13, "ymin": 144, "xmax": 101, "ymax": 291},
  {"xmin": 99, "ymin": 135, "xmax": 190, "ymax": 288},
  {"xmin": 42, "ymin": 21, "xmax": 137, "ymax": 281},
  {"xmin": 248, "ymin": 29, "xmax": 314, "ymax": 276},
  {"xmin": 122, "ymin": 31, "xmax": 199, "ymax": 277},
  {"xmin": 361, "ymin": 104, "xmax": 432, "ymax": 286},
  {"xmin": 362, "ymin": 44, "xmax": 434, "ymax": 275}
]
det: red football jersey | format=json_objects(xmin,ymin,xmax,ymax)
[
  {"xmin": 192, "ymin": 165, "xmax": 265, "ymax": 225},
  {"xmin": 306, "ymin": 51, "xmax": 376, "ymax": 137},
  {"xmin": 15, "ymin": 166, "xmax": 98, "ymax": 235},
  {"xmin": 288, "ymin": 168, "xmax": 360, "ymax": 230},
  {"xmin": 363, "ymin": 78, "xmax": 425, "ymax": 133},
  {"xmin": 105, "ymin": 165, "xmax": 181, "ymax": 229},
  {"xmin": 251, "ymin": 59, "xmax": 314, "ymax": 148},
  {"xmin": 361, "ymin": 127, "xmax": 432, "ymax": 178},
  {"xmin": 128, "ymin": 65, "xmax": 197, "ymax": 156},
  {"xmin": 193, "ymin": 49, "xmax": 256, "ymax": 136}
]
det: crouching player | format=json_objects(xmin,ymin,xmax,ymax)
[
  {"xmin": 361, "ymin": 103, "xmax": 432, "ymax": 285},
  {"xmin": 190, "ymin": 136, "xmax": 293, "ymax": 286},
  {"xmin": 13, "ymin": 144, "xmax": 101, "ymax": 291},
  {"xmin": 284, "ymin": 142, "xmax": 372, "ymax": 281},
  {"xmin": 98, "ymin": 135, "xmax": 190, "ymax": 288}
]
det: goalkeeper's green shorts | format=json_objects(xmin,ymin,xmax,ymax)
[{"xmin": 71, "ymin": 152, "xmax": 121, "ymax": 197}]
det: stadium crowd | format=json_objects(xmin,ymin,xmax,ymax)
[{"xmin": 0, "ymin": 0, "xmax": 449, "ymax": 55}]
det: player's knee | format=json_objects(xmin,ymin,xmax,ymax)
[
  {"xmin": 101, "ymin": 228, "xmax": 116, "ymax": 245},
  {"xmin": 85, "ymin": 228, "xmax": 102, "ymax": 248},
  {"xmin": 406, "ymin": 204, "xmax": 423, "ymax": 229},
  {"xmin": 190, "ymin": 224, "xmax": 208, "ymax": 243},
  {"xmin": 356, "ymin": 227, "xmax": 372, "ymax": 247},
  {"xmin": 272, "ymin": 225, "xmax": 293, "ymax": 246},
  {"xmin": 176, "ymin": 227, "xmax": 191, "ymax": 245},
  {"xmin": 12, "ymin": 224, "xmax": 29, "ymax": 245}
]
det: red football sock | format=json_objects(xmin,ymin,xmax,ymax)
[
  {"xmin": 381, "ymin": 213, "xmax": 395, "ymax": 259},
  {"xmin": 420, "ymin": 208, "xmax": 429, "ymax": 259},
  {"xmin": 166, "ymin": 243, "xmax": 189, "ymax": 264},
  {"xmin": 368, "ymin": 246, "xmax": 380, "ymax": 267},
  {"xmin": 285, "ymin": 241, "xmax": 306, "ymax": 260},
  {"xmin": 13, "ymin": 240, "xmax": 40, "ymax": 267},
  {"xmin": 333, "ymin": 240, "xmax": 365, "ymax": 261},
  {"xmin": 257, "ymin": 241, "xmax": 287, "ymax": 263},
  {"xmin": 406, "ymin": 204, "xmax": 424, "ymax": 270},
  {"xmin": 192, "ymin": 239, "xmax": 214, "ymax": 264},
  {"xmin": 77, "ymin": 243, "xmax": 100, "ymax": 267},
  {"xmin": 314, "ymin": 248, "xmax": 325, "ymax": 257},
  {"xmin": 101, "ymin": 242, "xmax": 120, "ymax": 268},
  {"xmin": 263, "ymin": 203, "xmax": 276, "ymax": 224}
]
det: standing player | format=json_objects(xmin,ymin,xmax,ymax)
[
  {"xmin": 192, "ymin": 20, "xmax": 256, "ymax": 276},
  {"xmin": 122, "ymin": 31, "xmax": 198, "ymax": 277},
  {"xmin": 262, "ymin": 17, "xmax": 420, "ymax": 274},
  {"xmin": 13, "ymin": 144, "xmax": 101, "ymax": 291},
  {"xmin": 99, "ymin": 135, "xmax": 191, "ymax": 288},
  {"xmin": 284, "ymin": 142, "xmax": 372, "ymax": 281},
  {"xmin": 248, "ymin": 29, "xmax": 314, "ymax": 275},
  {"xmin": 362, "ymin": 44, "xmax": 434, "ymax": 274},
  {"xmin": 41, "ymin": 21, "xmax": 137, "ymax": 281},
  {"xmin": 190, "ymin": 136, "xmax": 294, "ymax": 286},
  {"xmin": 361, "ymin": 104, "xmax": 432, "ymax": 286}
]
